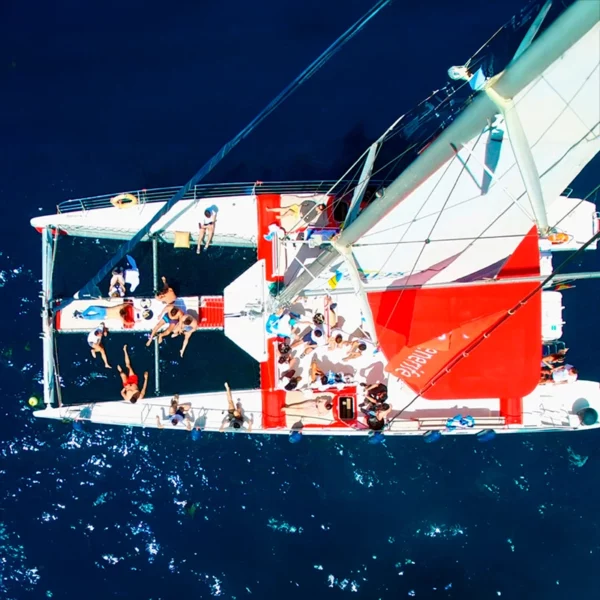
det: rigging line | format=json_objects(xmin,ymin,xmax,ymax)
[
  {"xmin": 387, "ymin": 227, "xmax": 600, "ymax": 428},
  {"xmin": 65, "ymin": 0, "xmax": 393, "ymax": 307},
  {"xmin": 354, "ymin": 233, "xmax": 530, "ymax": 246},
  {"xmin": 539, "ymin": 63, "xmax": 600, "ymax": 139},
  {"xmin": 361, "ymin": 129, "xmax": 600, "ymax": 244},
  {"xmin": 279, "ymin": 159, "xmax": 367, "ymax": 234},
  {"xmin": 547, "ymin": 181, "xmax": 600, "ymax": 235},
  {"xmin": 377, "ymin": 131, "xmax": 486, "ymax": 330}
]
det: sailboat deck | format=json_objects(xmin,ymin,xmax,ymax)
[{"xmin": 56, "ymin": 296, "xmax": 201, "ymax": 333}]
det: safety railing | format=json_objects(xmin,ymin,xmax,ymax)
[{"xmin": 56, "ymin": 180, "xmax": 365, "ymax": 214}]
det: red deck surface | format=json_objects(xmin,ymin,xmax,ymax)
[{"xmin": 198, "ymin": 296, "xmax": 224, "ymax": 329}]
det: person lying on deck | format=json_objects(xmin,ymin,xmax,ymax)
[
  {"xmin": 343, "ymin": 340, "xmax": 368, "ymax": 361},
  {"xmin": 87, "ymin": 322, "xmax": 111, "ymax": 369},
  {"xmin": 363, "ymin": 403, "xmax": 391, "ymax": 431},
  {"xmin": 290, "ymin": 326, "xmax": 325, "ymax": 358},
  {"xmin": 219, "ymin": 382, "xmax": 253, "ymax": 432},
  {"xmin": 324, "ymin": 295, "xmax": 338, "ymax": 328},
  {"xmin": 282, "ymin": 396, "xmax": 333, "ymax": 418},
  {"xmin": 171, "ymin": 313, "xmax": 199, "ymax": 357},
  {"xmin": 539, "ymin": 364, "xmax": 578, "ymax": 385},
  {"xmin": 108, "ymin": 271, "xmax": 126, "ymax": 298},
  {"xmin": 327, "ymin": 329, "xmax": 347, "ymax": 351},
  {"xmin": 155, "ymin": 394, "xmax": 192, "ymax": 430},
  {"xmin": 146, "ymin": 304, "xmax": 184, "ymax": 346},
  {"xmin": 266, "ymin": 202, "xmax": 326, "ymax": 224},
  {"xmin": 541, "ymin": 348, "xmax": 569, "ymax": 368},
  {"xmin": 197, "ymin": 208, "xmax": 217, "ymax": 253},
  {"xmin": 74, "ymin": 301, "xmax": 148, "ymax": 329},
  {"xmin": 280, "ymin": 369, "xmax": 302, "ymax": 392},
  {"xmin": 343, "ymin": 335, "xmax": 380, "ymax": 361},
  {"xmin": 156, "ymin": 276, "xmax": 177, "ymax": 304},
  {"xmin": 309, "ymin": 360, "xmax": 353, "ymax": 388},
  {"xmin": 362, "ymin": 382, "xmax": 388, "ymax": 404},
  {"xmin": 117, "ymin": 345, "xmax": 149, "ymax": 403}
]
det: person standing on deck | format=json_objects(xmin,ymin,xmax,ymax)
[
  {"xmin": 87, "ymin": 323, "xmax": 111, "ymax": 369},
  {"xmin": 117, "ymin": 345, "xmax": 149, "ymax": 403},
  {"xmin": 197, "ymin": 208, "xmax": 217, "ymax": 253}
]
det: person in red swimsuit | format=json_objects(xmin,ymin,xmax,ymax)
[{"xmin": 117, "ymin": 345, "xmax": 149, "ymax": 403}]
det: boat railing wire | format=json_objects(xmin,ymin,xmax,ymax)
[{"xmin": 56, "ymin": 181, "xmax": 368, "ymax": 214}]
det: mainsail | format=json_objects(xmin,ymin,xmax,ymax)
[{"xmin": 284, "ymin": 0, "xmax": 600, "ymax": 398}]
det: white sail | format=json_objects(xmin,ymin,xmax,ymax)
[{"xmin": 304, "ymin": 21, "xmax": 600, "ymax": 293}]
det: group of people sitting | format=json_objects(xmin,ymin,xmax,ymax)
[
  {"xmin": 84, "ymin": 273, "xmax": 199, "ymax": 404},
  {"xmin": 274, "ymin": 295, "xmax": 391, "ymax": 430},
  {"xmin": 152, "ymin": 383, "xmax": 253, "ymax": 432},
  {"xmin": 146, "ymin": 280, "xmax": 198, "ymax": 358},
  {"xmin": 539, "ymin": 347, "xmax": 578, "ymax": 385}
]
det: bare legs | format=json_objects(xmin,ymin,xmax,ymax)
[
  {"xmin": 91, "ymin": 344, "xmax": 111, "ymax": 369},
  {"xmin": 197, "ymin": 224, "xmax": 215, "ymax": 253},
  {"xmin": 266, "ymin": 206, "xmax": 297, "ymax": 219}
]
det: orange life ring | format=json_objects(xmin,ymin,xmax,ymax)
[
  {"xmin": 110, "ymin": 193, "xmax": 139, "ymax": 209},
  {"xmin": 547, "ymin": 232, "xmax": 570, "ymax": 245}
]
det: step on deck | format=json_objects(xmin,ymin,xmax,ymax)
[{"xmin": 198, "ymin": 296, "xmax": 224, "ymax": 329}]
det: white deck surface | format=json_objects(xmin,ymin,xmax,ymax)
[
  {"xmin": 36, "ymin": 389, "xmax": 263, "ymax": 432},
  {"xmin": 34, "ymin": 379, "xmax": 600, "ymax": 436},
  {"xmin": 58, "ymin": 296, "xmax": 199, "ymax": 333},
  {"xmin": 31, "ymin": 195, "xmax": 259, "ymax": 245},
  {"xmin": 224, "ymin": 260, "xmax": 268, "ymax": 362}
]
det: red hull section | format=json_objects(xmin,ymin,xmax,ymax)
[
  {"xmin": 369, "ymin": 229, "xmax": 541, "ymax": 400},
  {"xmin": 256, "ymin": 194, "xmax": 284, "ymax": 283},
  {"xmin": 500, "ymin": 397, "xmax": 524, "ymax": 425},
  {"xmin": 261, "ymin": 340, "xmax": 286, "ymax": 428}
]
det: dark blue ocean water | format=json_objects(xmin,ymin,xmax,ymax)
[{"xmin": 2, "ymin": 1, "xmax": 600, "ymax": 598}]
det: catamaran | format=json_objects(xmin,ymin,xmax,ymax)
[{"xmin": 31, "ymin": 0, "xmax": 600, "ymax": 440}]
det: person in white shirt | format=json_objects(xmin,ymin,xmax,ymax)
[
  {"xmin": 197, "ymin": 208, "xmax": 217, "ymax": 253},
  {"xmin": 108, "ymin": 255, "xmax": 140, "ymax": 297},
  {"xmin": 87, "ymin": 323, "xmax": 111, "ymax": 369},
  {"xmin": 541, "ymin": 364, "xmax": 578, "ymax": 385}
]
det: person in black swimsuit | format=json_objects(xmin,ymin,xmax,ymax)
[
  {"xmin": 219, "ymin": 382, "xmax": 253, "ymax": 432},
  {"xmin": 156, "ymin": 394, "xmax": 192, "ymax": 429}
]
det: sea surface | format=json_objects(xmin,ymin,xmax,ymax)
[{"xmin": 1, "ymin": 0, "xmax": 600, "ymax": 598}]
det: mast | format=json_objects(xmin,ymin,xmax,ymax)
[
  {"xmin": 274, "ymin": 0, "xmax": 599, "ymax": 306},
  {"xmin": 62, "ymin": 0, "xmax": 393, "ymax": 309}
]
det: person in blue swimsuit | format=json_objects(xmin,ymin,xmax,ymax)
[
  {"xmin": 146, "ymin": 304, "xmax": 183, "ymax": 346},
  {"xmin": 172, "ymin": 313, "xmax": 198, "ymax": 357}
]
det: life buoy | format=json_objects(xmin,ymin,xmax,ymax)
[
  {"xmin": 110, "ymin": 193, "xmax": 138, "ymax": 209},
  {"xmin": 547, "ymin": 231, "xmax": 570, "ymax": 245}
]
